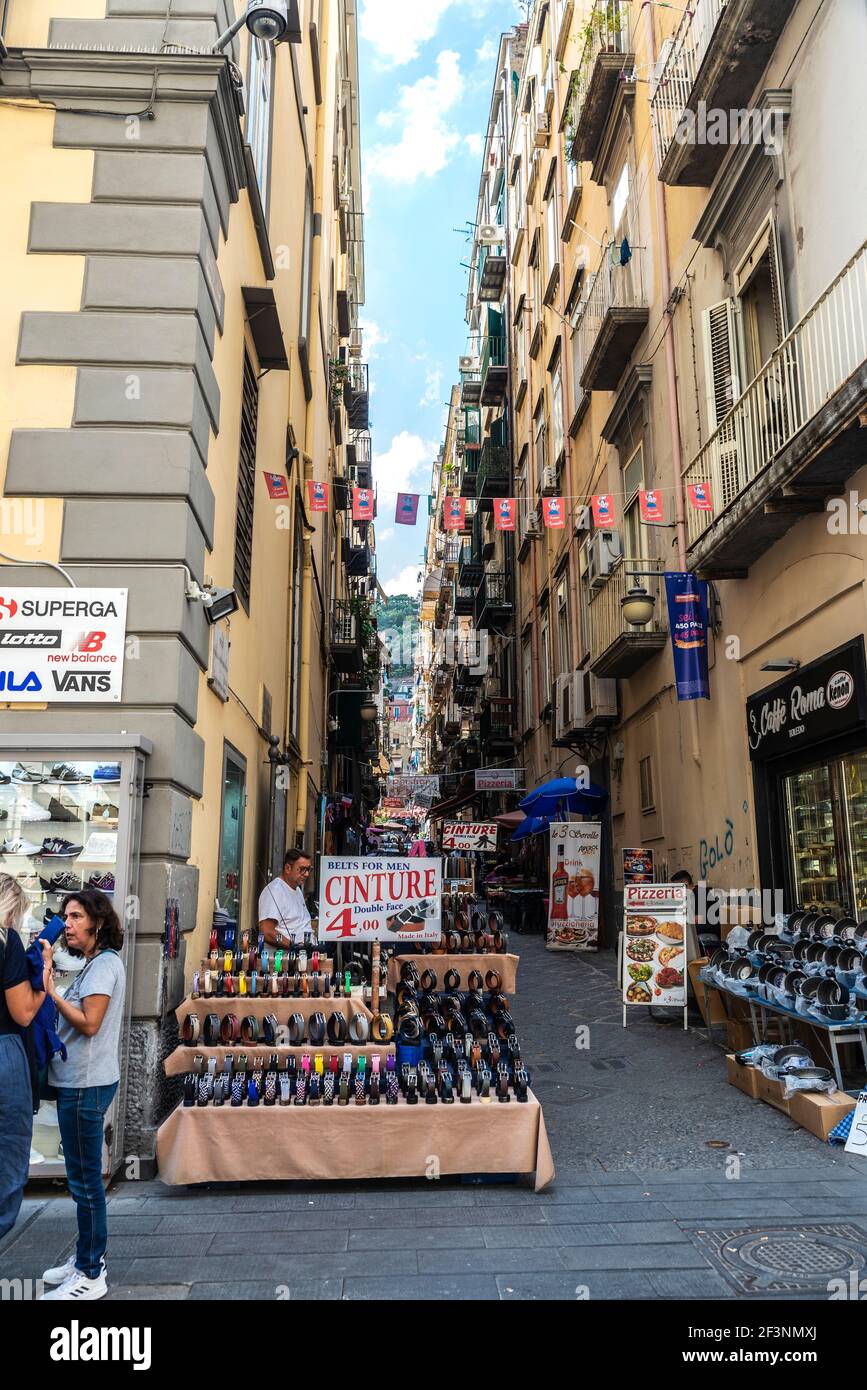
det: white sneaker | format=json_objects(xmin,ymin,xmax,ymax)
[
  {"xmin": 18, "ymin": 801, "xmax": 51, "ymax": 821},
  {"xmin": 42, "ymin": 1255, "xmax": 105, "ymax": 1286},
  {"xmin": 2, "ymin": 837, "xmax": 41, "ymax": 856},
  {"xmin": 40, "ymin": 1268, "xmax": 107, "ymax": 1301},
  {"xmin": 29, "ymin": 1146, "xmax": 45, "ymax": 1164}
]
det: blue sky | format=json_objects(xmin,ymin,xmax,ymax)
[{"xmin": 357, "ymin": 1, "xmax": 522, "ymax": 594}]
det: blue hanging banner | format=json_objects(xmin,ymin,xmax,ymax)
[{"xmin": 664, "ymin": 572, "xmax": 711, "ymax": 702}]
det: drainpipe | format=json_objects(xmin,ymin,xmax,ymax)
[{"xmin": 642, "ymin": 2, "xmax": 701, "ymax": 767}]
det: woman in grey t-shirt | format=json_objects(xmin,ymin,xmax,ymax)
[{"xmin": 40, "ymin": 889, "xmax": 126, "ymax": 1303}]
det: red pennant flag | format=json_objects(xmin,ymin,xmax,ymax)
[
  {"xmin": 494, "ymin": 498, "xmax": 516, "ymax": 532},
  {"xmin": 591, "ymin": 494, "xmax": 616, "ymax": 527},
  {"xmin": 687, "ymin": 481, "xmax": 713, "ymax": 512},
  {"xmin": 264, "ymin": 473, "xmax": 289, "ymax": 500},
  {"xmin": 443, "ymin": 497, "xmax": 466, "ymax": 531},
  {"xmin": 352, "ymin": 487, "xmax": 375, "ymax": 521},
  {"xmin": 639, "ymin": 489, "xmax": 665, "ymax": 523},
  {"xmin": 542, "ymin": 496, "xmax": 565, "ymax": 528},
  {"xmin": 395, "ymin": 493, "xmax": 420, "ymax": 526},
  {"xmin": 306, "ymin": 479, "xmax": 329, "ymax": 513}
]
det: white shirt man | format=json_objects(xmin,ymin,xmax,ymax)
[{"xmin": 258, "ymin": 851, "xmax": 316, "ymax": 945}]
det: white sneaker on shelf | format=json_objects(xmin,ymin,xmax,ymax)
[
  {"xmin": 42, "ymin": 1255, "xmax": 105, "ymax": 1286},
  {"xmin": 18, "ymin": 801, "xmax": 51, "ymax": 821},
  {"xmin": 29, "ymin": 1146, "xmax": 45, "ymax": 1164},
  {"xmin": 40, "ymin": 1267, "xmax": 107, "ymax": 1301}
]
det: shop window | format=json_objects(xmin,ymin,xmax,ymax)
[
  {"xmin": 247, "ymin": 34, "xmax": 274, "ymax": 215},
  {"xmin": 639, "ymin": 755, "xmax": 655, "ymax": 813},
  {"xmin": 218, "ymin": 744, "xmax": 247, "ymax": 924},
  {"xmin": 233, "ymin": 348, "xmax": 259, "ymax": 611},
  {"xmin": 783, "ymin": 753, "xmax": 867, "ymax": 918}
]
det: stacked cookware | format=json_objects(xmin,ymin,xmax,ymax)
[{"xmin": 707, "ymin": 909, "xmax": 867, "ymax": 1024}]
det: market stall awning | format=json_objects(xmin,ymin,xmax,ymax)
[
  {"xmin": 428, "ymin": 784, "xmax": 480, "ymax": 821},
  {"xmin": 493, "ymin": 811, "xmax": 526, "ymax": 830}
]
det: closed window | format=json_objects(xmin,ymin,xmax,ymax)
[
  {"xmin": 233, "ymin": 348, "xmax": 259, "ymax": 611},
  {"xmin": 578, "ymin": 538, "xmax": 591, "ymax": 661},
  {"xmin": 247, "ymin": 36, "xmax": 273, "ymax": 213},
  {"xmin": 551, "ymin": 357, "xmax": 564, "ymax": 463},
  {"xmin": 521, "ymin": 636, "xmax": 534, "ymax": 730},
  {"xmin": 556, "ymin": 576, "xmax": 571, "ymax": 674},
  {"xmin": 623, "ymin": 442, "xmax": 645, "ymax": 561},
  {"xmin": 639, "ymin": 755, "xmax": 655, "ymax": 813},
  {"xmin": 533, "ymin": 397, "xmax": 547, "ymax": 479},
  {"xmin": 540, "ymin": 608, "xmax": 551, "ymax": 702},
  {"xmin": 545, "ymin": 192, "xmax": 559, "ymax": 285},
  {"xmin": 611, "ymin": 160, "xmax": 630, "ymax": 238}
]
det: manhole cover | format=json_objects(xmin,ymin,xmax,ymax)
[{"xmin": 684, "ymin": 1223, "xmax": 867, "ymax": 1294}]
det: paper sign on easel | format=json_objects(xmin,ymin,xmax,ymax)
[
  {"xmin": 622, "ymin": 883, "xmax": 689, "ymax": 1027},
  {"xmin": 845, "ymin": 1091, "xmax": 867, "ymax": 1157}
]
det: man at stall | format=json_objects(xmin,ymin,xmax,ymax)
[{"xmin": 258, "ymin": 849, "xmax": 317, "ymax": 945}]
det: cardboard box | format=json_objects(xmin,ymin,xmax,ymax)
[
  {"xmin": 755, "ymin": 1071, "xmax": 792, "ymax": 1115},
  {"xmin": 689, "ymin": 959, "xmax": 728, "ymax": 1025},
  {"xmin": 788, "ymin": 1088, "xmax": 856, "ymax": 1141},
  {"xmin": 726, "ymin": 1053, "xmax": 761, "ymax": 1099},
  {"xmin": 726, "ymin": 1019, "xmax": 755, "ymax": 1053}
]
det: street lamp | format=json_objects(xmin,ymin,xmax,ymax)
[
  {"xmin": 213, "ymin": 1, "xmax": 300, "ymax": 52},
  {"xmin": 327, "ymin": 687, "xmax": 378, "ymax": 732},
  {"xmin": 621, "ymin": 584, "xmax": 656, "ymax": 628}
]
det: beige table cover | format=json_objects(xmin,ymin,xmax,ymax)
[
  {"xmin": 387, "ymin": 953, "xmax": 519, "ymax": 996},
  {"xmin": 156, "ymin": 1090, "xmax": 554, "ymax": 1191},
  {"xmin": 164, "ymin": 1043, "xmax": 394, "ymax": 1077}
]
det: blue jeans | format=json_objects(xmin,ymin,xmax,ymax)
[
  {"xmin": 0, "ymin": 1033, "xmax": 33, "ymax": 1240},
  {"xmin": 55, "ymin": 1082, "xmax": 118, "ymax": 1278}
]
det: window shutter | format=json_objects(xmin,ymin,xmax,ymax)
[
  {"xmin": 233, "ymin": 348, "xmax": 259, "ymax": 611},
  {"xmin": 702, "ymin": 299, "xmax": 742, "ymax": 508},
  {"xmin": 767, "ymin": 214, "xmax": 788, "ymax": 344}
]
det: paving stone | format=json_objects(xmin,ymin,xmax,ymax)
[
  {"xmin": 497, "ymin": 1271, "xmax": 658, "ymax": 1300},
  {"xmin": 189, "ymin": 1280, "xmax": 343, "ymax": 1301},
  {"xmin": 557, "ymin": 1244, "xmax": 712, "ymax": 1271},
  {"xmin": 660, "ymin": 1200, "xmax": 800, "ymax": 1220},
  {"xmin": 417, "ymin": 1247, "xmax": 565, "ymax": 1274},
  {"xmin": 105, "ymin": 1284, "xmax": 190, "ymax": 1300},
  {"xmin": 480, "ymin": 1225, "xmax": 565, "ymax": 1248},
  {"xmin": 119, "ymin": 1249, "xmax": 418, "ymax": 1283},
  {"xmin": 649, "ymin": 1269, "xmax": 740, "ymax": 1299},
  {"xmin": 544, "ymin": 1202, "xmax": 674, "ymax": 1224},
  {"xmin": 347, "ymin": 1227, "xmax": 486, "ymax": 1251},
  {"xmin": 342, "ymin": 1275, "xmax": 499, "ymax": 1301},
  {"xmin": 541, "ymin": 1223, "xmax": 616, "ymax": 1245},
  {"xmin": 783, "ymin": 1199, "xmax": 867, "ymax": 1219},
  {"xmin": 106, "ymin": 1233, "xmax": 217, "ymax": 1259},
  {"xmin": 208, "ymin": 1230, "xmax": 349, "ymax": 1254},
  {"xmin": 104, "ymin": 1216, "xmax": 165, "ymax": 1235},
  {"xmin": 591, "ymin": 1184, "xmax": 716, "ymax": 1203},
  {"xmin": 602, "ymin": 1220, "xmax": 692, "ymax": 1244},
  {"xmin": 345, "ymin": 1205, "xmax": 547, "ymax": 1230}
]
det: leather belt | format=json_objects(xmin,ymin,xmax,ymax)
[
  {"xmin": 369, "ymin": 1012, "xmax": 394, "ymax": 1043},
  {"xmin": 220, "ymin": 1013, "xmax": 239, "ymax": 1045},
  {"xmin": 398, "ymin": 1014, "xmax": 421, "ymax": 1044},
  {"xmin": 240, "ymin": 1015, "xmax": 260, "ymax": 1044},
  {"xmin": 181, "ymin": 1014, "xmax": 200, "ymax": 1045},
  {"xmin": 420, "ymin": 969, "xmax": 438, "ymax": 992},
  {"xmin": 263, "ymin": 1014, "xmax": 279, "ymax": 1045},
  {"xmin": 467, "ymin": 970, "xmax": 483, "ymax": 991},
  {"xmin": 308, "ymin": 1012, "xmax": 327, "ymax": 1046},
  {"xmin": 327, "ymin": 1011, "xmax": 348, "ymax": 1045},
  {"xmin": 203, "ymin": 1013, "xmax": 221, "ymax": 1046},
  {"xmin": 287, "ymin": 1013, "xmax": 305, "ymax": 1046},
  {"xmin": 485, "ymin": 970, "xmax": 502, "ymax": 992},
  {"xmin": 349, "ymin": 1012, "xmax": 370, "ymax": 1044},
  {"xmin": 444, "ymin": 969, "xmax": 461, "ymax": 992}
]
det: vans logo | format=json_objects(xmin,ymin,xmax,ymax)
[
  {"xmin": 0, "ymin": 629, "xmax": 61, "ymax": 648},
  {"xmin": 50, "ymin": 1319, "xmax": 152, "ymax": 1371},
  {"xmin": 51, "ymin": 671, "xmax": 112, "ymax": 694}
]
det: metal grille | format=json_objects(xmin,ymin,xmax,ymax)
[{"xmin": 233, "ymin": 349, "xmax": 259, "ymax": 610}]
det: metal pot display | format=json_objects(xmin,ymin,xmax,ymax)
[
  {"xmin": 770, "ymin": 1044, "xmax": 812, "ymax": 1067},
  {"xmin": 817, "ymin": 1004, "xmax": 850, "ymax": 1022},
  {"xmin": 792, "ymin": 939, "xmax": 813, "ymax": 963},
  {"xmin": 781, "ymin": 969, "xmax": 807, "ymax": 998},
  {"xmin": 804, "ymin": 941, "xmax": 828, "ymax": 964},
  {"xmin": 797, "ymin": 977, "xmax": 823, "ymax": 1000},
  {"xmin": 815, "ymin": 975, "xmax": 847, "ymax": 1007},
  {"xmin": 727, "ymin": 958, "xmax": 754, "ymax": 983},
  {"xmin": 785, "ymin": 910, "xmax": 807, "ymax": 936},
  {"xmin": 834, "ymin": 917, "xmax": 858, "ymax": 942},
  {"xmin": 813, "ymin": 915, "xmax": 838, "ymax": 940},
  {"xmin": 797, "ymin": 913, "xmax": 819, "ymax": 939},
  {"xmin": 854, "ymin": 922, "xmax": 867, "ymax": 945},
  {"xmin": 837, "ymin": 947, "xmax": 863, "ymax": 974},
  {"xmin": 822, "ymin": 945, "xmax": 844, "ymax": 969},
  {"xmin": 708, "ymin": 946, "xmax": 728, "ymax": 972},
  {"xmin": 792, "ymin": 1065, "xmax": 835, "ymax": 1083},
  {"xmin": 746, "ymin": 930, "xmax": 766, "ymax": 952}
]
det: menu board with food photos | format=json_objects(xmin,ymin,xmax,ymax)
[{"xmin": 622, "ymin": 883, "xmax": 689, "ymax": 1020}]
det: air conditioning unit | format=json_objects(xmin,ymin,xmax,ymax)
[
  {"xmin": 541, "ymin": 464, "xmax": 559, "ymax": 496},
  {"xmin": 479, "ymin": 223, "xmax": 503, "ymax": 246},
  {"xmin": 588, "ymin": 529, "xmax": 623, "ymax": 587},
  {"xmin": 459, "ymin": 355, "xmax": 480, "ymax": 373},
  {"xmin": 349, "ymin": 327, "xmax": 363, "ymax": 357},
  {"xmin": 339, "ymin": 191, "xmax": 351, "ymax": 214},
  {"xmin": 571, "ymin": 665, "xmax": 618, "ymax": 730},
  {"xmin": 574, "ymin": 505, "xmax": 591, "ymax": 534},
  {"xmin": 524, "ymin": 507, "xmax": 542, "ymax": 538},
  {"xmin": 534, "ymin": 110, "xmax": 551, "ymax": 147}
]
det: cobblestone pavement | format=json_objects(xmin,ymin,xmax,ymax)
[{"xmin": 3, "ymin": 930, "xmax": 867, "ymax": 1301}]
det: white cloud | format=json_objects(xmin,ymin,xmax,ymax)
[
  {"xmin": 464, "ymin": 132, "xmax": 483, "ymax": 156},
  {"xmin": 476, "ymin": 37, "xmax": 497, "ymax": 64},
  {"xmin": 418, "ymin": 365, "xmax": 443, "ymax": 408},
  {"xmin": 359, "ymin": 318, "xmax": 389, "ymax": 359},
  {"xmin": 383, "ymin": 565, "xmax": 423, "ymax": 597},
  {"xmin": 377, "ymin": 527, "xmax": 395, "ymax": 542},
  {"xmin": 360, "ymin": 0, "xmax": 494, "ymax": 67},
  {"xmin": 374, "ymin": 430, "xmax": 438, "ymax": 498},
  {"xmin": 366, "ymin": 51, "xmax": 465, "ymax": 186}
]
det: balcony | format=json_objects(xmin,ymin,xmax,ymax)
[
  {"xmin": 475, "ymin": 571, "xmax": 513, "ymax": 629},
  {"xmin": 344, "ymin": 362, "xmax": 369, "ymax": 431},
  {"xmin": 478, "ymin": 239, "xmax": 507, "ymax": 303},
  {"xmin": 458, "ymin": 539, "xmax": 484, "ymax": 587},
  {"xmin": 651, "ymin": 0, "xmax": 797, "ymax": 186},
  {"xmin": 588, "ymin": 559, "xmax": 667, "ymax": 677},
  {"xmin": 577, "ymin": 241, "xmax": 648, "ymax": 391},
  {"xmin": 567, "ymin": 0, "xmax": 633, "ymax": 180},
  {"xmin": 347, "ymin": 543, "xmax": 371, "ymax": 578},
  {"xmin": 480, "ymin": 309, "xmax": 508, "ymax": 405},
  {"xmin": 330, "ymin": 601, "xmax": 363, "ymax": 673},
  {"xmin": 684, "ymin": 240, "xmax": 867, "ymax": 576},
  {"xmin": 454, "ymin": 582, "xmax": 477, "ymax": 617},
  {"xmin": 476, "ymin": 440, "xmax": 511, "ymax": 508},
  {"xmin": 442, "ymin": 537, "xmax": 462, "ymax": 573},
  {"xmin": 480, "ymin": 697, "xmax": 516, "ymax": 754},
  {"xmin": 460, "ymin": 358, "xmax": 482, "ymax": 407}
]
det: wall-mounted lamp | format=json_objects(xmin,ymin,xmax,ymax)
[
  {"xmin": 621, "ymin": 584, "xmax": 656, "ymax": 629},
  {"xmin": 760, "ymin": 658, "xmax": 802, "ymax": 673}
]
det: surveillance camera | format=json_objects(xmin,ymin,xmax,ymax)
[
  {"xmin": 203, "ymin": 587, "xmax": 240, "ymax": 625},
  {"xmin": 246, "ymin": 1, "xmax": 290, "ymax": 42}
]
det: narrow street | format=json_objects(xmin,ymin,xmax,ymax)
[{"xmin": 5, "ymin": 934, "xmax": 866, "ymax": 1303}]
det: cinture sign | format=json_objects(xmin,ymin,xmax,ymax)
[
  {"xmin": 0, "ymin": 589, "xmax": 127, "ymax": 703},
  {"xmin": 441, "ymin": 822, "xmax": 498, "ymax": 851},
  {"xmin": 318, "ymin": 856, "xmax": 442, "ymax": 942}
]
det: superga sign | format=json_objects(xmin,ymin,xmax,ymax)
[{"xmin": 0, "ymin": 589, "xmax": 128, "ymax": 703}]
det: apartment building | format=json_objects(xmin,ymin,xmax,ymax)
[
  {"xmin": 0, "ymin": 0, "xmax": 377, "ymax": 1164},
  {"xmin": 426, "ymin": 0, "xmax": 867, "ymax": 937}
]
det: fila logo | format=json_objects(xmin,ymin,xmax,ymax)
[
  {"xmin": 51, "ymin": 671, "xmax": 112, "ymax": 694},
  {"xmin": 0, "ymin": 671, "xmax": 41, "ymax": 692}
]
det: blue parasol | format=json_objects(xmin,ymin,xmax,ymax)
[
  {"xmin": 510, "ymin": 814, "xmax": 550, "ymax": 842},
  {"xmin": 519, "ymin": 776, "xmax": 607, "ymax": 819}
]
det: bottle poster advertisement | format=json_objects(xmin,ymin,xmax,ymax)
[{"xmin": 546, "ymin": 822, "xmax": 602, "ymax": 951}]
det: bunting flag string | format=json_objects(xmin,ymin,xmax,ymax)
[
  {"xmin": 395, "ymin": 492, "xmax": 420, "ymax": 526},
  {"xmin": 306, "ymin": 479, "xmax": 329, "ymax": 512},
  {"xmin": 263, "ymin": 473, "xmax": 289, "ymax": 500},
  {"xmin": 352, "ymin": 486, "xmax": 375, "ymax": 521}
]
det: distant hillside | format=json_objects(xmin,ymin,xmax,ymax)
[{"xmin": 376, "ymin": 593, "xmax": 418, "ymax": 677}]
